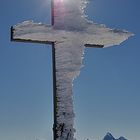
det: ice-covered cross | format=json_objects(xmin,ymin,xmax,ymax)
[{"xmin": 11, "ymin": 0, "xmax": 132, "ymax": 140}]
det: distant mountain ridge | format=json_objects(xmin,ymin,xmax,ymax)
[{"xmin": 103, "ymin": 132, "xmax": 127, "ymax": 140}]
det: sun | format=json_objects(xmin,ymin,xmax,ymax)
[{"xmin": 57, "ymin": 0, "xmax": 64, "ymax": 3}]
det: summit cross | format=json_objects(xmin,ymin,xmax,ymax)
[{"xmin": 11, "ymin": 0, "xmax": 132, "ymax": 140}]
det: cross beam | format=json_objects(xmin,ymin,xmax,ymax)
[{"xmin": 10, "ymin": 0, "xmax": 132, "ymax": 140}]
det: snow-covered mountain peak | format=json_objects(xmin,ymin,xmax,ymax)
[
  {"xmin": 103, "ymin": 132, "xmax": 115, "ymax": 140},
  {"xmin": 103, "ymin": 133, "xmax": 127, "ymax": 140},
  {"xmin": 118, "ymin": 136, "xmax": 127, "ymax": 140}
]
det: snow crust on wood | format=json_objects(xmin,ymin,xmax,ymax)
[
  {"xmin": 11, "ymin": 0, "xmax": 133, "ymax": 140},
  {"xmin": 13, "ymin": 21, "xmax": 132, "ymax": 48},
  {"xmin": 53, "ymin": 0, "xmax": 89, "ymax": 30},
  {"xmin": 55, "ymin": 41, "xmax": 84, "ymax": 140}
]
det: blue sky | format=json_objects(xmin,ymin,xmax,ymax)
[{"xmin": 0, "ymin": 0, "xmax": 139, "ymax": 140}]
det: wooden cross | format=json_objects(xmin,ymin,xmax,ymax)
[{"xmin": 11, "ymin": 0, "xmax": 132, "ymax": 140}]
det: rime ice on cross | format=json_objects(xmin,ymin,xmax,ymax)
[{"xmin": 11, "ymin": 0, "xmax": 132, "ymax": 140}]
